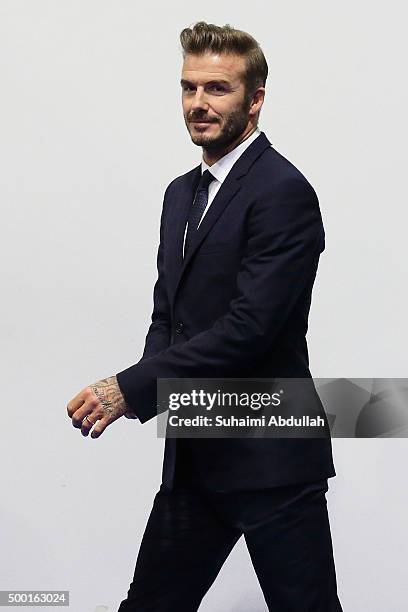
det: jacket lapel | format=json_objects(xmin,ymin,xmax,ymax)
[
  {"xmin": 166, "ymin": 164, "xmax": 201, "ymax": 307},
  {"xmin": 168, "ymin": 131, "xmax": 272, "ymax": 309}
]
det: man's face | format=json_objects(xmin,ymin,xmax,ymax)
[{"xmin": 181, "ymin": 52, "xmax": 255, "ymax": 151}]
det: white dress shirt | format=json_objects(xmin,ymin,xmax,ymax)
[{"xmin": 183, "ymin": 126, "xmax": 261, "ymax": 257}]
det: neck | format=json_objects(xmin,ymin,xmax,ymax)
[{"xmin": 203, "ymin": 124, "xmax": 258, "ymax": 166}]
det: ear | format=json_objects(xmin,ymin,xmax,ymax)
[{"xmin": 249, "ymin": 87, "xmax": 265, "ymax": 117}]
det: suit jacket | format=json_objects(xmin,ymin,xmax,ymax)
[{"xmin": 116, "ymin": 131, "xmax": 336, "ymax": 491}]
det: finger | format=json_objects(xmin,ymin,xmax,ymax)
[
  {"xmin": 71, "ymin": 396, "xmax": 100, "ymax": 429},
  {"xmin": 66, "ymin": 387, "xmax": 92, "ymax": 418},
  {"xmin": 90, "ymin": 415, "xmax": 111, "ymax": 439},
  {"xmin": 81, "ymin": 414, "xmax": 99, "ymax": 437}
]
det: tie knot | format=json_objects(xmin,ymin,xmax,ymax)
[{"xmin": 197, "ymin": 169, "xmax": 215, "ymax": 191}]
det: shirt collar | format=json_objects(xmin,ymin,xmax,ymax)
[{"xmin": 201, "ymin": 126, "xmax": 261, "ymax": 184}]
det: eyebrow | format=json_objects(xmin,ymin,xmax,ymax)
[{"xmin": 180, "ymin": 78, "xmax": 231, "ymax": 87}]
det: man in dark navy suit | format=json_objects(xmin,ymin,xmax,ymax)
[{"xmin": 67, "ymin": 21, "xmax": 343, "ymax": 611}]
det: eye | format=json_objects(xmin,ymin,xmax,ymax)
[{"xmin": 209, "ymin": 85, "xmax": 226, "ymax": 92}]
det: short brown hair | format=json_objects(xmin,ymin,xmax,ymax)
[{"xmin": 180, "ymin": 21, "xmax": 268, "ymax": 102}]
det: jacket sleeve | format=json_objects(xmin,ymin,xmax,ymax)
[
  {"xmin": 116, "ymin": 177, "xmax": 325, "ymax": 423},
  {"xmin": 139, "ymin": 182, "xmax": 174, "ymax": 361}
]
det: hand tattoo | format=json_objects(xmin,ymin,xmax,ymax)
[{"xmin": 90, "ymin": 376, "xmax": 134, "ymax": 419}]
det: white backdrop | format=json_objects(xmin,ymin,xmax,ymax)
[{"xmin": 1, "ymin": 1, "xmax": 407, "ymax": 610}]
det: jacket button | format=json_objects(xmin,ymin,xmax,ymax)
[{"xmin": 175, "ymin": 321, "xmax": 184, "ymax": 334}]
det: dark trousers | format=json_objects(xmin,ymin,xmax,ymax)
[{"xmin": 118, "ymin": 456, "xmax": 343, "ymax": 611}]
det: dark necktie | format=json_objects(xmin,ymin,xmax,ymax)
[{"xmin": 184, "ymin": 169, "xmax": 215, "ymax": 257}]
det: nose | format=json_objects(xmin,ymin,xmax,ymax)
[{"xmin": 190, "ymin": 86, "xmax": 209, "ymax": 113}]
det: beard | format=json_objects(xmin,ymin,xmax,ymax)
[{"xmin": 186, "ymin": 96, "xmax": 252, "ymax": 152}]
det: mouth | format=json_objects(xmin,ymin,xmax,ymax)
[{"xmin": 190, "ymin": 121, "xmax": 215, "ymax": 126}]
